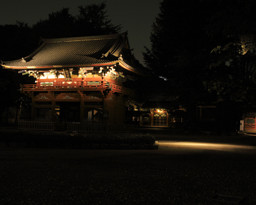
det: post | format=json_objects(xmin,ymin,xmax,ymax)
[
  {"xmin": 31, "ymin": 92, "xmax": 35, "ymax": 120},
  {"xmin": 78, "ymin": 90, "xmax": 84, "ymax": 122},
  {"xmin": 50, "ymin": 91, "xmax": 56, "ymax": 121}
]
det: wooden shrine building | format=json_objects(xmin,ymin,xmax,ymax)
[{"xmin": 1, "ymin": 33, "xmax": 142, "ymax": 126}]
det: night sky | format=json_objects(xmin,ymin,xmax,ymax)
[{"xmin": 0, "ymin": 0, "xmax": 162, "ymax": 65}]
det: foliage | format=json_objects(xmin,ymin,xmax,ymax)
[
  {"xmin": 0, "ymin": 3, "xmax": 120, "ymax": 61},
  {"xmin": 0, "ymin": 23, "xmax": 38, "ymax": 60},
  {"xmin": 144, "ymin": 0, "xmax": 256, "ymax": 108},
  {"xmin": 0, "ymin": 130, "xmax": 156, "ymax": 149},
  {"xmin": 0, "ymin": 69, "xmax": 20, "ymax": 122},
  {"xmin": 33, "ymin": 8, "xmax": 75, "ymax": 38},
  {"xmin": 206, "ymin": 0, "xmax": 256, "ymax": 105},
  {"xmin": 33, "ymin": 3, "xmax": 121, "ymax": 38},
  {"xmin": 76, "ymin": 3, "xmax": 121, "ymax": 36}
]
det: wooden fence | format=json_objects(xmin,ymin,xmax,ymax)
[
  {"xmin": 18, "ymin": 120, "xmax": 55, "ymax": 131},
  {"xmin": 17, "ymin": 120, "xmax": 108, "ymax": 134}
]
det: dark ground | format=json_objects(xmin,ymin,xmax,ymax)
[{"xmin": 0, "ymin": 128, "xmax": 256, "ymax": 205}]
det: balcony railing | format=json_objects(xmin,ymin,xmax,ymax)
[{"xmin": 22, "ymin": 77, "xmax": 124, "ymax": 94}]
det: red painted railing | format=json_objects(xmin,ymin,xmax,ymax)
[{"xmin": 22, "ymin": 77, "xmax": 124, "ymax": 93}]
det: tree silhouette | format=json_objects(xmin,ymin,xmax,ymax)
[
  {"xmin": 33, "ymin": 8, "xmax": 75, "ymax": 38},
  {"xmin": 144, "ymin": 0, "xmax": 256, "ymax": 131},
  {"xmin": 76, "ymin": 3, "xmax": 121, "ymax": 36},
  {"xmin": 0, "ymin": 22, "xmax": 37, "ymax": 60},
  {"xmin": 33, "ymin": 3, "xmax": 120, "ymax": 38},
  {"xmin": 144, "ymin": 0, "xmax": 212, "ymax": 106}
]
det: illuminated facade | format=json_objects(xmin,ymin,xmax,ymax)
[
  {"xmin": 131, "ymin": 107, "xmax": 169, "ymax": 127},
  {"xmin": 2, "ymin": 33, "xmax": 142, "ymax": 126},
  {"xmin": 240, "ymin": 113, "xmax": 256, "ymax": 134},
  {"xmin": 138, "ymin": 107, "xmax": 185, "ymax": 128}
]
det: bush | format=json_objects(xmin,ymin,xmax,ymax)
[{"xmin": 0, "ymin": 130, "xmax": 158, "ymax": 149}]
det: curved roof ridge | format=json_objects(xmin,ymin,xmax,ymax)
[
  {"xmin": 2, "ymin": 32, "xmax": 142, "ymax": 74},
  {"xmin": 43, "ymin": 32, "xmax": 126, "ymax": 43}
]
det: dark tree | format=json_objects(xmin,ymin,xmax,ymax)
[
  {"xmin": 33, "ymin": 8, "xmax": 75, "ymax": 38},
  {"xmin": 206, "ymin": 0, "xmax": 256, "ymax": 105},
  {"xmin": 145, "ymin": 0, "xmax": 256, "ymax": 104},
  {"xmin": 0, "ymin": 22, "xmax": 37, "ymax": 60},
  {"xmin": 33, "ymin": 3, "xmax": 120, "ymax": 38},
  {"xmin": 75, "ymin": 3, "xmax": 121, "ymax": 36},
  {"xmin": 144, "ymin": 0, "xmax": 256, "ymax": 132},
  {"xmin": 144, "ymin": 0, "xmax": 214, "ymax": 106}
]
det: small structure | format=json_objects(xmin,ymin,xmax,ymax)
[
  {"xmin": 240, "ymin": 112, "xmax": 256, "ymax": 135},
  {"xmin": 1, "ymin": 33, "xmax": 142, "ymax": 127},
  {"xmin": 149, "ymin": 108, "xmax": 169, "ymax": 127},
  {"xmin": 135, "ymin": 107, "xmax": 169, "ymax": 127},
  {"xmin": 137, "ymin": 93, "xmax": 186, "ymax": 128}
]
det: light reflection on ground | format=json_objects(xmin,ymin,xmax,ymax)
[{"xmin": 157, "ymin": 141, "xmax": 256, "ymax": 152}]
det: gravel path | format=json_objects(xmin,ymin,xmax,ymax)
[{"xmin": 0, "ymin": 147, "xmax": 255, "ymax": 204}]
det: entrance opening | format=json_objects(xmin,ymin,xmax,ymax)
[
  {"xmin": 58, "ymin": 102, "xmax": 80, "ymax": 122},
  {"xmin": 151, "ymin": 108, "xmax": 168, "ymax": 127},
  {"xmin": 87, "ymin": 108, "xmax": 103, "ymax": 121}
]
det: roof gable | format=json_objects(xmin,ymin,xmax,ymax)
[{"xmin": 2, "ymin": 32, "xmax": 137, "ymax": 72}]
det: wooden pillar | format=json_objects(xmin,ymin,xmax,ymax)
[
  {"xmin": 31, "ymin": 92, "xmax": 35, "ymax": 120},
  {"xmin": 150, "ymin": 109, "xmax": 154, "ymax": 127},
  {"xmin": 104, "ymin": 92, "xmax": 126, "ymax": 127},
  {"xmin": 50, "ymin": 91, "xmax": 56, "ymax": 122},
  {"xmin": 166, "ymin": 111, "xmax": 169, "ymax": 127},
  {"xmin": 78, "ymin": 90, "xmax": 84, "ymax": 122}
]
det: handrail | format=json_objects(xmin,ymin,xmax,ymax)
[{"xmin": 22, "ymin": 78, "xmax": 124, "ymax": 94}]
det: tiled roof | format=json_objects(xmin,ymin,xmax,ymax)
[{"xmin": 2, "ymin": 33, "xmax": 136, "ymax": 71}]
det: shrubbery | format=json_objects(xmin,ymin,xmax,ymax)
[{"xmin": 0, "ymin": 130, "xmax": 157, "ymax": 149}]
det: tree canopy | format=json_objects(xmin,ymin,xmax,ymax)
[
  {"xmin": 144, "ymin": 0, "xmax": 256, "ymax": 108},
  {"xmin": 33, "ymin": 3, "xmax": 120, "ymax": 39},
  {"xmin": 0, "ymin": 3, "xmax": 120, "ymax": 61}
]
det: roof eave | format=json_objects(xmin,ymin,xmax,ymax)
[
  {"xmin": 118, "ymin": 60, "xmax": 143, "ymax": 75},
  {"xmin": 1, "ymin": 61, "xmax": 120, "ymax": 70}
]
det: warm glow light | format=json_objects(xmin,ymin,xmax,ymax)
[
  {"xmin": 241, "ymin": 43, "xmax": 248, "ymax": 55},
  {"xmin": 48, "ymin": 74, "xmax": 56, "ymax": 79},
  {"xmin": 156, "ymin": 109, "xmax": 164, "ymax": 113},
  {"xmin": 39, "ymin": 72, "xmax": 56, "ymax": 79},
  {"xmin": 157, "ymin": 141, "xmax": 255, "ymax": 152}
]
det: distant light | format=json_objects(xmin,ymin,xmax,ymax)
[{"xmin": 159, "ymin": 76, "xmax": 168, "ymax": 81}]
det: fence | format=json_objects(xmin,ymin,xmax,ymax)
[
  {"xmin": 18, "ymin": 120, "xmax": 55, "ymax": 131},
  {"xmin": 17, "ymin": 120, "xmax": 108, "ymax": 134},
  {"xmin": 66, "ymin": 121, "xmax": 107, "ymax": 134}
]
